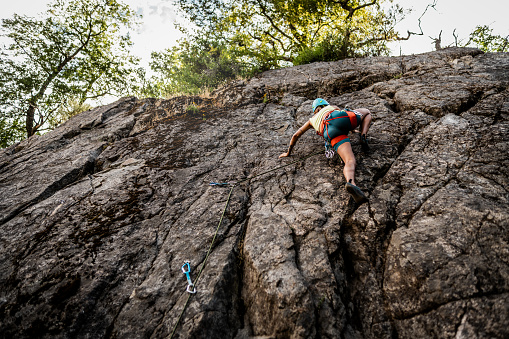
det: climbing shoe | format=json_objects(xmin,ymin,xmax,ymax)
[
  {"xmin": 360, "ymin": 134, "xmax": 369, "ymax": 151},
  {"xmin": 345, "ymin": 182, "xmax": 368, "ymax": 204}
]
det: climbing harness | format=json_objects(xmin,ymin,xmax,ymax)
[
  {"xmin": 169, "ymin": 149, "xmax": 322, "ymax": 339},
  {"xmin": 181, "ymin": 261, "xmax": 197, "ymax": 294},
  {"xmin": 323, "ymin": 109, "xmax": 359, "ymax": 150}
]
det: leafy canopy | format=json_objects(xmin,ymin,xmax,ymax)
[
  {"xmin": 139, "ymin": 35, "xmax": 252, "ymax": 98},
  {"xmin": 0, "ymin": 0, "xmax": 140, "ymax": 147},
  {"xmin": 142, "ymin": 0, "xmax": 407, "ymax": 97},
  {"xmin": 465, "ymin": 25, "xmax": 508, "ymax": 52},
  {"xmin": 177, "ymin": 0, "xmax": 406, "ymax": 66}
]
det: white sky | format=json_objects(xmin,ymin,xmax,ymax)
[
  {"xmin": 2, "ymin": 0, "xmax": 508, "ymax": 65},
  {"xmin": 390, "ymin": 0, "xmax": 508, "ymax": 55},
  {"xmin": 2, "ymin": 0, "xmax": 187, "ymax": 69}
]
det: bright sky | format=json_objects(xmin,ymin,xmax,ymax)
[
  {"xmin": 2, "ymin": 0, "xmax": 187, "ymax": 69},
  {"xmin": 390, "ymin": 0, "xmax": 508, "ymax": 55},
  {"xmin": 2, "ymin": 0, "xmax": 508, "ymax": 66}
]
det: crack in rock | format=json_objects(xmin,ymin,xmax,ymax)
[{"xmin": 1, "ymin": 48, "xmax": 508, "ymax": 339}]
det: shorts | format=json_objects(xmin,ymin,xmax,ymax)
[{"xmin": 322, "ymin": 110, "xmax": 362, "ymax": 151}]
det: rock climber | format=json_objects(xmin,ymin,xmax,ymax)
[{"xmin": 279, "ymin": 98, "xmax": 372, "ymax": 204}]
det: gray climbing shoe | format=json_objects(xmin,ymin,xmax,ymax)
[
  {"xmin": 360, "ymin": 134, "xmax": 369, "ymax": 151},
  {"xmin": 345, "ymin": 182, "xmax": 368, "ymax": 204}
]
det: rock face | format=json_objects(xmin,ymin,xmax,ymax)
[{"xmin": 1, "ymin": 47, "xmax": 508, "ymax": 338}]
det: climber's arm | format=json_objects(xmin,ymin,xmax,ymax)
[{"xmin": 279, "ymin": 121, "xmax": 312, "ymax": 158}]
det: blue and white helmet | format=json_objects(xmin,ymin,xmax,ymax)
[{"xmin": 312, "ymin": 98, "xmax": 329, "ymax": 113}]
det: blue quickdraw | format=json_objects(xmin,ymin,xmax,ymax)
[
  {"xmin": 181, "ymin": 261, "xmax": 197, "ymax": 294},
  {"xmin": 209, "ymin": 182, "xmax": 229, "ymax": 186},
  {"xmin": 209, "ymin": 181, "xmax": 237, "ymax": 187}
]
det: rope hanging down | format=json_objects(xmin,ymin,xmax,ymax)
[
  {"xmin": 170, "ymin": 184, "xmax": 236, "ymax": 339},
  {"xmin": 169, "ymin": 150, "xmax": 322, "ymax": 338}
]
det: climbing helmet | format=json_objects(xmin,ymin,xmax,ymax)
[{"xmin": 312, "ymin": 98, "xmax": 329, "ymax": 113}]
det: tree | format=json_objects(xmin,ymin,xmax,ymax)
[
  {"xmin": 464, "ymin": 25, "xmax": 508, "ymax": 52},
  {"xmin": 175, "ymin": 0, "xmax": 408, "ymax": 69},
  {"xmin": 140, "ymin": 36, "xmax": 251, "ymax": 98},
  {"xmin": 0, "ymin": 0, "xmax": 140, "ymax": 146},
  {"xmin": 143, "ymin": 0, "xmax": 413, "ymax": 96}
]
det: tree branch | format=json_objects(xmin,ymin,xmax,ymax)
[
  {"xmin": 453, "ymin": 29, "xmax": 459, "ymax": 46},
  {"xmin": 405, "ymin": 0, "xmax": 437, "ymax": 38},
  {"xmin": 377, "ymin": 0, "xmax": 438, "ymax": 43},
  {"xmin": 85, "ymin": 91, "xmax": 112, "ymax": 100},
  {"xmin": 255, "ymin": 0, "xmax": 302, "ymax": 48},
  {"xmin": 430, "ymin": 30, "xmax": 442, "ymax": 50},
  {"xmin": 25, "ymin": 11, "xmax": 95, "ymax": 137},
  {"xmin": 264, "ymin": 30, "xmax": 288, "ymax": 51},
  {"xmin": 310, "ymin": 20, "xmax": 332, "ymax": 43},
  {"xmin": 335, "ymin": 0, "xmax": 378, "ymax": 20},
  {"xmin": 13, "ymin": 38, "xmax": 52, "ymax": 75},
  {"xmin": 501, "ymin": 35, "xmax": 509, "ymax": 52}
]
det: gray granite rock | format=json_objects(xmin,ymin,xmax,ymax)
[{"xmin": 0, "ymin": 48, "xmax": 508, "ymax": 338}]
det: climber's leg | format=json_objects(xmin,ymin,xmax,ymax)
[
  {"xmin": 354, "ymin": 108, "xmax": 372, "ymax": 150},
  {"xmin": 336, "ymin": 141, "xmax": 356, "ymax": 185},
  {"xmin": 336, "ymin": 142, "xmax": 367, "ymax": 204}
]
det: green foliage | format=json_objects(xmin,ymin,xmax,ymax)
[
  {"xmin": 293, "ymin": 33, "xmax": 354, "ymax": 65},
  {"xmin": 0, "ymin": 0, "xmax": 140, "ymax": 146},
  {"xmin": 151, "ymin": 0, "xmax": 406, "ymax": 96},
  {"xmin": 47, "ymin": 97, "xmax": 92, "ymax": 130},
  {"xmin": 466, "ymin": 25, "xmax": 508, "ymax": 52},
  {"xmin": 139, "ymin": 37, "xmax": 252, "ymax": 98},
  {"xmin": 0, "ymin": 116, "xmax": 23, "ymax": 149},
  {"xmin": 176, "ymin": 0, "xmax": 405, "ymax": 66},
  {"xmin": 185, "ymin": 104, "xmax": 200, "ymax": 114}
]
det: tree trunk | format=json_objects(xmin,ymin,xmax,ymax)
[
  {"xmin": 26, "ymin": 104, "xmax": 35, "ymax": 138},
  {"xmin": 342, "ymin": 28, "xmax": 352, "ymax": 58}
]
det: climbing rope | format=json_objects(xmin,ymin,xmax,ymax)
[
  {"xmin": 170, "ymin": 183, "xmax": 235, "ymax": 338},
  {"xmin": 236, "ymin": 150, "xmax": 323, "ymax": 185},
  {"xmin": 169, "ymin": 149, "xmax": 322, "ymax": 338}
]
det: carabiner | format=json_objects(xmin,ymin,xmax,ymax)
[
  {"xmin": 181, "ymin": 262, "xmax": 191, "ymax": 274},
  {"xmin": 181, "ymin": 261, "xmax": 197, "ymax": 294},
  {"xmin": 324, "ymin": 141, "xmax": 335, "ymax": 159},
  {"xmin": 186, "ymin": 283, "xmax": 197, "ymax": 294}
]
